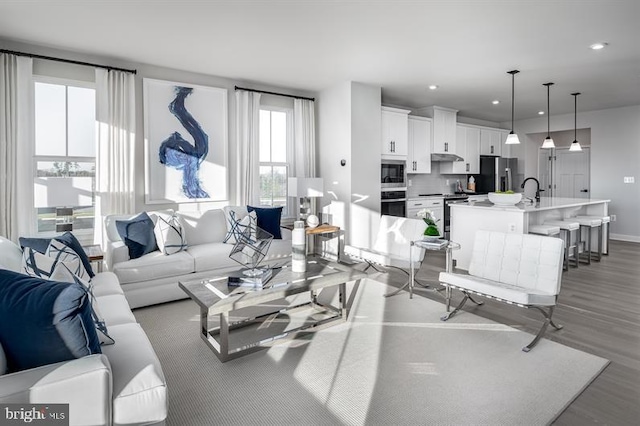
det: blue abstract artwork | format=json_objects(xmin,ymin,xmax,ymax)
[
  {"xmin": 144, "ymin": 79, "xmax": 228, "ymax": 204},
  {"xmin": 159, "ymin": 86, "xmax": 209, "ymax": 199}
]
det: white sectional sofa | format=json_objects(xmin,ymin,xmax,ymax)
[
  {"xmin": 105, "ymin": 207, "xmax": 292, "ymax": 309},
  {"xmin": 0, "ymin": 236, "xmax": 168, "ymax": 426}
]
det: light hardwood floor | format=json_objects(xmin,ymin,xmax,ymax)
[{"xmin": 382, "ymin": 240, "xmax": 640, "ymax": 425}]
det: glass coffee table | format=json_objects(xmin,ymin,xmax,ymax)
[{"xmin": 179, "ymin": 256, "xmax": 366, "ymax": 362}]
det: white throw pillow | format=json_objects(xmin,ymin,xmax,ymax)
[
  {"xmin": 22, "ymin": 248, "xmax": 57, "ymax": 279},
  {"xmin": 154, "ymin": 213, "xmax": 188, "ymax": 255},
  {"xmin": 50, "ymin": 262, "xmax": 115, "ymax": 346},
  {"xmin": 46, "ymin": 239, "xmax": 91, "ymax": 280},
  {"xmin": 223, "ymin": 207, "xmax": 252, "ymax": 244}
]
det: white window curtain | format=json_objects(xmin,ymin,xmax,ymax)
[
  {"xmin": 293, "ymin": 98, "xmax": 316, "ymax": 178},
  {"xmin": 94, "ymin": 68, "xmax": 136, "ymax": 245},
  {"xmin": 0, "ymin": 53, "xmax": 33, "ymax": 242},
  {"xmin": 235, "ymin": 90, "xmax": 261, "ymax": 205}
]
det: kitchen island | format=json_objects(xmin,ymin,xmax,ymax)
[{"xmin": 450, "ymin": 197, "xmax": 610, "ymax": 270}]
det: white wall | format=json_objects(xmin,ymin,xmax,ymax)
[
  {"xmin": 0, "ymin": 38, "xmax": 316, "ymax": 218},
  {"xmin": 318, "ymin": 81, "xmax": 381, "ymax": 247},
  {"xmin": 350, "ymin": 82, "xmax": 381, "ymax": 248},
  {"xmin": 508, "ymin": 105, "xmax": 640, "ymax": 241}
]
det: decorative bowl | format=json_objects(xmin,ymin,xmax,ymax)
[
  {"xmin": 423, "ymin": 235, "xmax": 441, "ymax": 242},
  {"xmin": 488, "ymin": 192, "xmax": 523, "ymax": 206}
]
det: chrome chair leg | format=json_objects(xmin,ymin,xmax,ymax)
[
  {"xmin": 440, "ymin": 292, "xmax": 470, "ymax": 321},
  {"xmin": 523, "ymin": 306, "xmax": 563, "ymax": 352}
]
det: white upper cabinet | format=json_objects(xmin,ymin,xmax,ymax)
[
  {"xmin": 381, "ymin": 106, "xmax": 411, "ymax": 157},
  {"xmin": 440, "ymin": 125, "xmax": 480, "ymax": 174},
  {"xmin": 465, "ymin": 126, "xmax": 480, "ymax": 174},
  {"xmin": 430, "ymin": 106, "xmax": 458, "ymax": 154},
  {"xmin": 407, "ymin": 116, "xmax": 432, "ymax": 174},
  {"xmin": 499, "ymin": 130, "xmax": 511, "ymax": 158},
  {"xmin": 480, "ymin": 128, "xmax": 502, "ymax": 156}
]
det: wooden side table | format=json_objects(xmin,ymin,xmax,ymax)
[
  {"xmin": 305, "ymin": 224, "xmax": 341, "ymax": 260},
  {"xmin": 83, "ymin": 244, "xmax": 104, "ymax": 273}
]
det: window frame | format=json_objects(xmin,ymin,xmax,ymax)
[
  {"xmin": 258, "ymin": 105, "xmax": 294, "ymax": 219},
  {"xmin": 32, "ymin": 75, "xmax": 97, "ymax": 238}
]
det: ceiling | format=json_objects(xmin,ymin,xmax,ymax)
[{"xmin": 1, "ymin": 0, "xmax": 639, "ymax": 123}]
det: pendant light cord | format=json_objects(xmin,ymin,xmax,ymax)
[
  {"xmin": 547, "ymin": 84, "xmax": 550, "ymax": 136},
  {"xmin": 543, "ymin": 82, "xmax": 554, "ymax": 137},
  {"xmin": 572, "ymin": 92, "xmax": 581, "ymax": 142},
  {"xmin": 511, "ymin": 73, "xmax": 515, "ymax": 130}
]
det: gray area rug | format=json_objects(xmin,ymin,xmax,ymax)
[{"xmin": 134, "ymin": 279, "xmax": 608, "ymax": 426}]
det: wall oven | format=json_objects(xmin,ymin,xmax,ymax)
[
  {"xmin": 381, "ymin": 190, "xmax": 406, "ymax": 218},
  {"xmin": 381, "ymin": 160, "xmax": 406, "ymax": 188}
]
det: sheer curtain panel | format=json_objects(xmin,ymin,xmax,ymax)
[
  {"xmin": 94, "ymin": 69, "xmax": 136, "ymax": 244},
  {"xmin": 293, "ymin": 98, "xmax": 316, "ymax": 178},
  {"xmin": 235, "ymin": 90, "xmax": 261, "ymax": 205},
  {"xmin": 0, "ymin": 54, "xmax": 33, "ymax": 241}
]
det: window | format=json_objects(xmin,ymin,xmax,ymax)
[
  {"xmin": 33, "ymin": 79, "xmax": 96, "ymax": 235},
  {"xmin": 259, "ymin": 107, "xmax": 292, "ymax": 216}
]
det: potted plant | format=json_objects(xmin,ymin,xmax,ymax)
[{"xmin": 416, "ymin": 208, "xmax": 440, "ymax": 239}]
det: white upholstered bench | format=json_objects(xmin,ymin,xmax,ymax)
[{"xmin": 439, "ymin": 230, "xmax": 565, "ymax": 352}]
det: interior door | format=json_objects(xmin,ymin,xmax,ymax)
[{"xmin": 555, "ymin": 147, "xmax": 590, "ymax": 198}]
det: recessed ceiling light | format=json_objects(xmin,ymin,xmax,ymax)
[
  {"xmin": 428, "ymin": 85, "xmax": 438, "ymax": 90},
  {"xmin": 590, "ymin": 42, "xmax": 608, "ymax": 50},
  {"xmin": 538, "ymin": 111, "xmax": 545, "ymax": 115},
  {"xmin": 492, "ymin": 100, "xmax": 500, "ymax": 105}
]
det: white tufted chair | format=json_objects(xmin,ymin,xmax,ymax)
[
  {"xmin": 439, "ymin": 230, "xmax": 565, "ymax": 352},
  {"xmin": 344, "ymin": 215, "xmax": 426, "ymax": 297}
]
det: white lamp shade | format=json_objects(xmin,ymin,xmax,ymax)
[
  {"xmin": 34, "ymin": 177, "xmax": 93, "ymax": 208},
  {"xmin": 541, "ymin": 137, "xmax": 556, "ymax": 149},
  {"xmin": 569, "ymin": 141, "xmax": 582, "ymax": 152},
  {"xmin": 288, "ymin": 177, "xmax": 324, "ymax": 197},
  {"xmin": 505, "ymin": 132, "xmax": 520, "ymax": 145}
]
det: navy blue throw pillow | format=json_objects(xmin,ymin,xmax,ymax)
[
  {"xmin": 247, "ymin": 206, "xmax": 283, "ymax": 239},
  {"xmin": 116, "ymin": 212, "xmax": 158, "ymax": 259},
  {"xmin": 19, "ymin": 237, "xmax": 51, "ymax": 254},
  {"xmin": 20, "ymin": 233, "xmax": 95, "ymax": 278},
  {"xmin": 0, "ymin": 269, "xmax": 101, "ymax": 373}
]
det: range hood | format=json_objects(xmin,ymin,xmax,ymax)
[{"xmin": 431, "ymin": 153, "xmax": 464, "ymax": 162}]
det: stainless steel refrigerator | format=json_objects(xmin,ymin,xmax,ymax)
[{"xmin": 476, "ymin": 156, "xmax": 519, "ymax": 193}]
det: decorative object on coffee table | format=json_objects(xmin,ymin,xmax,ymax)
[
  {"xmin": 228, "ymin": 219, "xmax": 273, "ymax": 283},
  {"xmin": 292, "ymin": 221, "xmax": 306, "ymax": 272}
]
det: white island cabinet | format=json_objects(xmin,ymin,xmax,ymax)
[{"xmin": 450, "ymin": 197, "xmax": 610, "ymax": 270}]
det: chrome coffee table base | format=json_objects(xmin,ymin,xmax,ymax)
[{"xmin": 179, "ymin": 257, "xmax": 366, "ymax": 362}]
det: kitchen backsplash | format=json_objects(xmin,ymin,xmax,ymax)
[{"xmin": 407, "ymin": 164, "xmax": 469, "ymax": 197}]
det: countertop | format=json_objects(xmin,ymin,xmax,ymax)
[{"xmin": 449, "ymin": 197, "xmax": 611, "ymax": 212}]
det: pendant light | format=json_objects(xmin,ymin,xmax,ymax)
[
  {"xmin": 541, "ymin": 82, "xmax": 555, "ymax": 149},
  {"xmin": 570, "ymin": 92, "xmax": 583, "ymax": 152},
  {"xmin": 505, "ymin": 70, "xmax": 521, "ymax": 144}
]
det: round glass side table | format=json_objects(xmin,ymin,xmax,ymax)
[{"xmin": 409, "ymin": 239, "xmax": 461, "ymax": 304}]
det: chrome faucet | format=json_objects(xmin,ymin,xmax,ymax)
[{"xmin": 521, "ymin": 177, "xmax": 541, "ymax": 202}]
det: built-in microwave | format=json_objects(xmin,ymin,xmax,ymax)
[{"xmin": 381, "ymin": 160, "xmax": 406, "ymax": 188}]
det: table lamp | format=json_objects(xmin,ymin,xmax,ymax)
[
  {"xmin": 34, "ymin": 177, "xmax": 93, "ymax": 233},
  {"xmin": 287, "ymin": 177, "xmax": 324, "ymax": 221}
]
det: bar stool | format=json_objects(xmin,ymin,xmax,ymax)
[
  {"xmin": 572, "ymin": 217, "xmax": 602, "ymax": 264},
  {"xmin": 576, "ymin": 215, "xmax": 610, "ymax": 260},
  {"xmin": 544, "ymin": 220, "xmax": 580, "ymax": 271},
  {"xmin": 529, "ymin": 224, "xmax": 561, "ymax": 252}
]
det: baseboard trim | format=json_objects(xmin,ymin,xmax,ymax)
[{"xmin": 611, "ymin": 233, "xmax": 640, "ymax": 243}]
